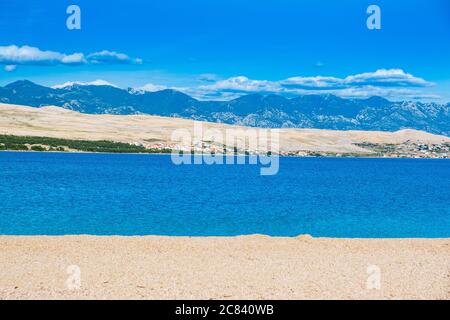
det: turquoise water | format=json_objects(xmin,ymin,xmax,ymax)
[{"xmin": 0, "ymin": 152, "xmax": 449, "ymax": 237}]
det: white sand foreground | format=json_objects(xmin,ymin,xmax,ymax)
[{"xmin": 0, "ymin": 235, "xmax": 448, "ymax": 300}]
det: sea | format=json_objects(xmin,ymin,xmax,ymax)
[{"xmin": 0, "ymin": 152, "xmax": 449, "ymax": 237}]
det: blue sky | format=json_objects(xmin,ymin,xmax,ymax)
[{"xmin": 0, "ymin": 0, "xmax": 449, "ymax": 102}]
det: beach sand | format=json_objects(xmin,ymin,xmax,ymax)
[{"xmin": 0, "ymin": 235, "xmax": 448, "ymax": 300}]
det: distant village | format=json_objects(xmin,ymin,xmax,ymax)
[
  {"xmin": 354, "ymin": 142, "xmax": 450, "ymax": 159},
  {"xmin": 146, "ymin": 141, "xmax": 450, "ymax": 159},
  {"xmin": 1, "ymin": 134, "xmax": 449, "ymax": 159}
]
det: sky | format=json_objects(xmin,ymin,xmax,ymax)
[{"xmin": 0, "ymin": 0, "xmax": 449, "ymax": 102}]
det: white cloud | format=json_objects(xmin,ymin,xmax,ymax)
[
  {"xmin": 0, "ymin": 45, "xmax": 85, "ymax": 65},
  {"xmin": 0, "ymin": 45, "xmax": 141, "ymax": 67},
  {"xmin": 280, "ymin": 69, "xmax": 433, "ymax": 90},
  {"xmin": 282, "ymin": 76, "xmax": 344, "ymax": 89},
  {"xmin": 137, "ymin": 83, "xmax": 168, "ymax": 92},
  {"xmin": 61, "ymin": 53, "xmax": 86, "ymax": 65},
  {"xmin": 52, "ymin": 79, "xmax": 118, "ymax": 89},
  {"xmin": 184, "ymin": 69, "xmax": 437, "ymax": 101},
  {"xmin": 87, "ymin": 50, "xmax": 142, "ymax": 65},
  {"xmin": 343, "ymin": 69, "xmax": 433, "ymax": 87},
  {"xmin": 199, "ymin": 76, "xmax": 281, "ymax": 93},
  {"xmin": 42, "ymin": 67, "xmax": 438, "ymax": 102},
  {"xmin": 4, "ymin": 65, "xmax": 17, "ymax": 72}
]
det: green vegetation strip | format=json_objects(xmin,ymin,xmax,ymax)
[{"xmin": 0, "ymin": 135, "xmax": 171, "ymax": 154}]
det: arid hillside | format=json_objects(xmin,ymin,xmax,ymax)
[{"xmin": 1, "ymin": 103, "xmax": 449, "ymax": 156}]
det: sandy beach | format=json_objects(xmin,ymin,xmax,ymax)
[{"xmin": 0, "ymin": 235, "xmax": 448, "ymax": 300}]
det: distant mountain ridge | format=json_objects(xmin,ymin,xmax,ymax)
[{"xmin": 1, "ymin": 80, "xmax": 449, "ymax": 136}]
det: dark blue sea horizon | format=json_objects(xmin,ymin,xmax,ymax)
[{"xmin": 0, "ymin": 151, "xmax": 449, "ymax": 237}]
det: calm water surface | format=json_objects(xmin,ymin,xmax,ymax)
[{"xmin": 0, "ymin": 152, "xmax": 449, "ymax": 237}]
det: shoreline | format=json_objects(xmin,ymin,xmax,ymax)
[
  {"xmin": 1, "ymin": 149, "xmax": 449, "ymax": 160},
  {"xmin": 0, "ymin": 234, "xmax": 449, "ymax": 238},
  {"xmin": 1, "ymin": 235, "xmax": 448, "ymax": 300}
]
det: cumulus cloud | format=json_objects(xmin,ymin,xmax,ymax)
[
  {"xmin": 0, "ymin": 45, "xmax": 142, "ymax": 68},
  {"xmin": 48, "ymin": 67, "xmax": 436, "ymax": 101},
  {"xmin": 61, "ymin": 53, "xmax": 85, "ymax": 65},
  {"xmin": 343, "ymin": 69, "xmax": 433, "ymax": 87},
  {"xmin": 34, "ymin": 61, "xmax": 437, "ymax": 102},
  {"xmin": 188, "ymin": 69, "xmax": 437, "ymax": 101},
  {"xmin": 281, "ymin": 69, "xmax": 433, "ymax": 90},
  {"xmin": 199, "ymin": 76, "xmax": 281, "ymax": 94},
  {"xmin": 87, "ymin": 50, "xmax": 142, "ymax": 65},
  {"xmin": 0, "ymin": 45, "xmax": 85, "ymax": 66}
]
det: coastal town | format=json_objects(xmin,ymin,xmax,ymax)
[
  {"xmin": 354, "ymin": 142, "xmax": 450, "ymax": 159},
  {"xmin": 2, "ymin": 133, "xmax": 449, "ymax": 159},
  {"xmin": 146, "ymin": 141, "xmax": 450, "ymax": 159}
]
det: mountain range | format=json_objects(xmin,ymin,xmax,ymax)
[{"xmin": 1, "ymin": 80, "xmax": 449, "ymax": 136}]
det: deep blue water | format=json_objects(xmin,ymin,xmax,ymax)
[{"xmin": 0, "ymin": 152, "xmax": 449, "ymax": 237}]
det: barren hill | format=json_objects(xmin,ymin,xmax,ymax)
[{"xmin": 1, "ymin": 103, "xmax": 449, "ymax": 156}]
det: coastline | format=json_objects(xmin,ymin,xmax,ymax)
[
  {"xmin": 1, "ymin": 150, "xmax": 449, "ymax": 160},
  {"xmin": 1, "ymin": 235, "xmax": 448, "ymax": 300}
]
